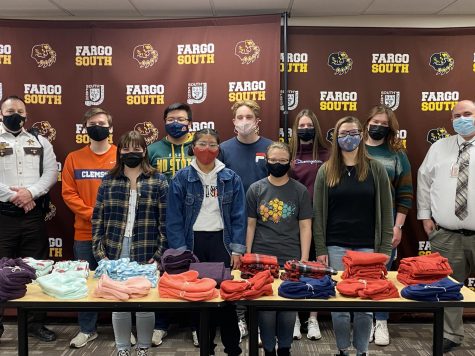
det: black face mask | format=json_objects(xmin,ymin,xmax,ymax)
[
  {"xmin": 368, "ymin": 125, "xmax": 390, "ymax": 141},
  {"xmin": 87, "ymin": 125, "xmax": 110, "ymax": 142},
  {"xmin": 266, "ymin": 161, "xmax": 290, "ymax": 178},
  {"xmin": 121, "ymin": 152, "xmax": 143, "ymax": 168},
  {"xmin": 2, "ymin": 113, "xmax": 26, "ymax": 132},
  {"xmin": 297, "ymin": 128, "xmax": 315, "ymax": 142}
]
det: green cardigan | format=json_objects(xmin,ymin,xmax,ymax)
[{"xmin": 312, "ymin": 159, "xmax": 393, "ymax": 257}]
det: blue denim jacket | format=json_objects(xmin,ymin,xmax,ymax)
[{"xmin": 166, "ymin": 164, "xmax": 246, "ymax": 255}]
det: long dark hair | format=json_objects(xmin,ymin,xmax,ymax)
[
  {"xmin": 187, "ymin": 128, "xmax": 220, "ymax": 156},
  {"xmin": 109, "ymin": 130, "xmax": 155, "ymax": 177},
  {"xmin": 290, "ymin": 109, "xmax": 328, "ymax": 162}
]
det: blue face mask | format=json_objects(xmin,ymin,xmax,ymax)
[
  {"xmin": 453, "ymin": 116, "xmax": 475, "ymax": 137},
  {"xmin": 337, "ymin": 134, "xmax": 361, "ymax": 152},
  {"xmin": 165, "ymin": 121, "xmax": 188, "ymax": 138}
]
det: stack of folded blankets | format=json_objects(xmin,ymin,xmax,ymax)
[
  {"xmin": 94, "ymin": 258, "xmax": 158, "ymax": 287},
  {"xmin": 220, "ymin": 270, "xmax": 274, "ymax": 300},
  {"xmin": 336, "ymin": 251, "xmax": 399, "ymax": 300},
  {"xmin": 397, "ymin": 252, "xmax": 453, "ymax": 285},
  {"xmin": 280, "ymin": 260, "xmax": 338, "ymax": 281},
  {"xmin": 0, "ymin": 258, "xmax": 36, "ymax": 301},
  {"xmin": 158, "ymin": 270, "xmax": 219, "ymax": 301},
  {"xmin": 239, "ymin": 253, "xmax": 280, "ymax": 279},
  {"xmin": 36, "ymin": 270, "xmax": 89, "ymax": 300},
  {"xmin": 279, "ymin": 275, "xmax": 336, "ymax": 299},
  {"xmin": 22, "ymin": 257, "xmax": 54, "ymax": 277},
  {"xmin": 159, "ymin": 248, "xmax": 199, "ymax": 275},
  {"xmin": 341, "ymin": 250, "xmax": 388, "ymax": 280},
  {"xmin": 93, "ymin": 274, "xmax": 152, "ymax": 301},
  {"xmin": 53, "ymin": 260, "xmax": 90, "ymax": 278},
  {"xmin": 401, "ymin": 277, "xmax": 464, "ymax": 302}
]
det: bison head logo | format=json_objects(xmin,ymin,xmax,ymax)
[
  {"xmin": 32, "ymin": 121, "xmax": 56, "ymax": 142},
  {"xmin": 134, "ymin": 122, "xmax": 159, "ymax": 145},
  {"xmin": 326, "ymin": 128, "xmax": 335, "ymax": 143},
  {"xmin": 328, "ymin": 51, "xmax": 353, "ymax": 75},
  {"xmin": 133, "ymin": 44, "xmax": 158, "ymax": 69},
  {"xmin": 44, "ymin": 202, "xmax": 56, "ymax": 221},
  {"xmin": 31, "ymin": 44, "xmax": 57, "ymax": 68},
  {"xmin": 235, "ymin": 40, "xmax": 260, "ymax": 64},
  {"xmin": 429, "ymin": 52, "xmax": 454, "ymax": 75},
  {"xmin": 426, "ymin": 127, "xmax": 451, "ymax": 144}
]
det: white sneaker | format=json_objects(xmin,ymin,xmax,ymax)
[
  {"xmin": 130, "ymin": 333, "xmax": 136, "ymax": 346},
  {"xmin": 293, "ymin": 315, "xmax": 302, "ymax": 340},
  {"xmin": 70, "ymin": 331, "xmax": 98, "ymax": 348},
  {"xmin": 192, "ymin": 330, "xmax": 199, "ymax": 347},
  {"xmin": 151, "ymin": 329, "xmax": 167, "ymax": 347},
  {"xmin": 258, "ymin": 327, "xmax": 263, "ymax": 348},
  {"xmin": 238, "ymin": 319, "xmax": 248, "ymax": 342},
  {"xmin": 374, "ymin": 320, "xmax": 390, "ymax": 346},
  {"xmin": 136, "ymin": 348, "xmax": 149, "ymax": 356},
  {"xmin": 117, "ymin": 350, "xmax": 130, "ymax": 356},
  {"xmin": 369, "ymin": 322, "xmax": 375, "ymax": 343},
  {"xmin": 306, "ymin": 317, "xmax": 322, "ymax": 340}
]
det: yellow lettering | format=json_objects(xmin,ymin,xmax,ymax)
[{"xmin": 0, "ymin": 55, "xmax": 12, "ymax": 64}]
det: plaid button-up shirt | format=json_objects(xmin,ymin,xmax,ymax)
[{"xmin": 92, "ymin": 171, "xmax": 168, "ymax": 263}]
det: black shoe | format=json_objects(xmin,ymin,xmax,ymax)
[
  {"xmin": 28, "ymin": 325, "xmax": 56, "ymax": 342},
  {"xmin": 443, "ymin": 338, "xmax": 461, "ymax": 353},
  {"xmin": 277, "ymin": 348, "xmax": 290, "ymax": 356},
  {"xmin": 264, "ymin": 349, "xmax": 277, "ymax": 356}
]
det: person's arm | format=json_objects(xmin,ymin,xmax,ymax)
[
  {"xmin": 313, "ymin": 167, "xmax": 328, "ymax": 265},
  {"xmin": 165, "ymin": 174, "xmax": 187, "ymax": 250},
  {"xmin": 152, "ymin": 174, "xmax": 168, "ymax": 261},
  {"xmin": 417, "ymin": 147, "xmax": 436, "ymax": 235},
  {"xmin": 245, "ymin": 184, "xmax": 258, "ymax": 253},
  {"xmin": 377, "ymin": 163, "xmax": 394, "ymax": 257},
  {"xmin": 92, "ymin": 181, "xmax": 107, "ymax": 261},
  {"xmin": 246, "ymin": 217, "xmax": 257, "ymax": 253},
  {"xmin": 299, "ymin": 218, "xmax": 311, "ymax": 261},
  {"xmin": 61, "ymin": 154, "xmax": 94, "ymax": 221},
  {"xmin": 229, "ymin": 174, "xmax": 246, "ymax": 255},
  {"xmin": 392, "ymin": 151, "xmax": 413, "ymax": 248}
]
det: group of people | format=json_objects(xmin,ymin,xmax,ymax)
[{"xmin": 0, "ymin": 94, "xmax": 474, "ymax": 356}]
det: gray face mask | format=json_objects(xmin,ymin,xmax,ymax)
[{"xmin": 337, "ymin": 134, "xmax": 361, "ymax": 152}]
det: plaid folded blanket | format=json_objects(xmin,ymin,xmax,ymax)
[
  {"xmin": 280, "ymin": 260, "xmax": 338, "ymax": 281},
  {"xmin": 240, "ymin": 253, "xmax": 278, "ymax": 266},
  {"xmin": 239, "ymin": 254, "xmax": 279, "ymax": 279}
]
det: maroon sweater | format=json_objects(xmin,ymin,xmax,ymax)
[{"xmin": 291, "ymin": 143, "xmax": 330, "ymax": 200}]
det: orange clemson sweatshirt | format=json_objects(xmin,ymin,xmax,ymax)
[{"xmin": 62, "ymin": 145, "xmax": 117, "ymax": 241}]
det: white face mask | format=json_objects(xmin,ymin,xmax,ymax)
[{"xmin": 234, "ymin": 122, "xmax": 257, "ymax": 136}]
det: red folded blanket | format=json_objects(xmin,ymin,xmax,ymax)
[
  {"xmin": 342, "ymin": 265, "xmax": 387, "ymax": 280},
  {"xmin": 397, "ymin": 252, "xmax": 453, "ymax": 286},
  {"xmin": 337, "ymin": 278, "xmax": 399, "ymax": 300},
  {"xmin": 342, "ymin": 250, "xmax": 388, "ymax": 266},
  {"xmin": 220, "ymin": 270, "xmax": 274, "ymax": 301},
  {"xmin": 240, "ymin": 253, "xmax": 278, "ymax": 266},
  {"xmin": 158, "ymin": 271, "xmax": 218, "ymax": 301}
]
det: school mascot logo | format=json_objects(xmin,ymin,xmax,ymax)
[
  {"xmin": 187, "ymin": 83, "xmax": 207, "ymax": 104},
  {"xmin": 31, "ymin": 44, "xmax": 57, "ymax": 68},
  {"xmin": 426, "ymin": 127, "xmax": 451, "ymax": 144},
  {"xmin": 328, "ymin": 51, "xmax": 353, "ymax": 75},
  {"xmin": 44, "ymin": 202, "xmax": 57, "ymax": 221},
  {"xmin": 85, "ymin": 84, "xmax": 105, "ymax": 106},
  {"xmin": 380, "ymin": 91, "xmax": 400, "ymax": 111},
  {"xmin": 429, "ymin": 52, "xmax": 454, "ymax": 75},
  {"xmin": 31, "ymin": 121, "xmax": 57, "ymax": 143},
  {"xmin": 134, "ymin": 121, "xmax": 159, "ymax": 145},
  {"xmin": 235, "ymin": 40, "xmax": 260, "ymax": 64},
  {"xmin": 133, "ymin": 44, "xmax": 158, "ymax": 69},
  {"xmin": 326, "ymin": 128, "xmax": 335, "ymax": 143}
]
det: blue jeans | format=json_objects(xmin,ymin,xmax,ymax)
[
  {"xmin": 74, "ymin": 240, "xmax": 98, "ymax": 333},
  {"xmin": 328, "ymin": 246, "xmax": 373, "ymax": 353},
  {"xmin": 258, "ymin": 311, "xmax": 296, "ymax": 351},
  {"xmin": 375, "ymin": 247, "xmax": 397, "ymax": 321}
]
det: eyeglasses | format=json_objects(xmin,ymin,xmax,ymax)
[
  {"xmin": 267, "ymin": 158, "xmax": 289, "ymax": 164},
  {"xmin": 195, "ymin": 141, "xmax": 219, "ymax": 150},
  {"xmin": 165, "ymin": 117, "xmax": 189, "ymax": 124},
  {"xmin": 337, "ymin": 129, "xmax": 361, "ymax": 138}
]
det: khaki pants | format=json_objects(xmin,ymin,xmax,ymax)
[{"xmin": 429, "ymin": 227, "xmax": 475, "ymax": 344}]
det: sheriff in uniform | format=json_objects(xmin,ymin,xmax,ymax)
[{"xmin": 0, "ymin": 95, "xmax": 58, "ymax": 342}]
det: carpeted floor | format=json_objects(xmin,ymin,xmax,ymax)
[{"xmin": 0, "ymin": 320, "xmax": 474, "ymax": 355}]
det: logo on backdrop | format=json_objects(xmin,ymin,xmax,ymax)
[
  {"xmin": 49, "ymin": 237, "xmax": 62, "ymax": 258},
  {"xmin": 133, "ymin": 44, "xmax": 158, "ymax": 69},
  {"xmin": 468, "ymin": 278, "xmax": 475, "ymax": 292},
  {"xmin": 0, "ymin": 44, "xmax": 12, "ymax": 65},
  {"xmin": 187, "ymin": 83, "xmax": 207, "ymax": 104},
  {"xmin": 421, "ymin": 91, "xmax": 458, "ymax": 111},
  {"xmin": 228, "ymin": 80, "xmax": 266, "ymax": 102},
  {"xmin": 328, "ymin": 51, "xmax": 353, "ymax": 75},
  {"xmin": 429, "ymin": 52, "xmax": 454, "ymax": 75},
  {"xmin": 31, "ymin": 44, "xmax": 56, "ymax": 68},
  {"xmin": 85, "ymin": 84, "xmax": 105, "ymax": 106},
  {"xmin": 326, "ymin": 128, "xmax": 335, "ymax": 143},
  {"xmin": 126, "ymin": 84, "xmax": 165, "ymax": 105},
  {"xmin": 320, "ymin": 91, "xmax": 357, "ymax": 111},
  {"xmin": 473, "ymin": 53, "xmax": 475, "ymax": 72},
  {"xmin": 380, "ymin": 91, "xmax": 400, "ymax": 111},
  {"xmin": 177, "ymin": 43, "xmax": 214, "ymax": 64},
  {"xmin": 418, "ymin": 241, "xmax": 431, "ymax": 256},
  {"xmin": 280, "ymin": 52, "xmax": 308, "ymax": 73},
  {"xmin": 134, "ymin": 122, "xmax": 159, "ymax": 145},
  {"xmin": 75, "ymin": 45, "xmax": 112, "ymax": 66},
  {"xmin": 32, "ymin": 121, "xmax": 57, "ymax": 142},
  {"xmin": 371, "ymin": 53, "xmax": 409, "ymax": 74},
  {"xmin": 75, "ymin": 123, "xmax": 113, "ymax": 144},
  {"xmin": 397, "ymin": 129, "xmax": 408, "ymax": 149},
  {"xmin": 235, "ymin": 39, "xmax": 260, "ymax": 64},
  {"xmin": 426, "ymin": 128, "xmax": 451, "ymax": 145},
  {"xmin": 24, "ymin": 84, "xmax": 62, "ymax": 105},
  {"xmin": 279, "ymin": 90, "xmax": 299, "ymax": 111},
  {"xmin": 189, "ymin": 121, "xmax": 215, "ymax": 132}
]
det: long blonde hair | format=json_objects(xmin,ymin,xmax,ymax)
[
  {"xmin": 325, "ymin": 116, "xmax": 370, "ymax": 187},
  {"xmin": 290, "ymin": 109, "xmax": 328, "ymax": 162}
]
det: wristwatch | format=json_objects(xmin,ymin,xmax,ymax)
[{"xmin": 395, "ymin": 224, "xmax": 404, "ymax": 230}]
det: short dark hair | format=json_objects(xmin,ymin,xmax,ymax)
[
  {"xmin": 0, "ymin": 95, "xmax": 26, "ymax": 110},
  {"xmin": 188, "ymin": 128, "xmax": 220, "ymax": 156},
  {"xmin": 163, "ymin": 103, "xmax": 192, "ymax": 121}
]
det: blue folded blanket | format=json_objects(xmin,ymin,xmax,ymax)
[
  {"xmin": 401, "ymin": 278, "xmax": 463, "ymax": 302},
  {"xmin": 278, "ymin": 275, "xmax": 336, "ymax": 299}
]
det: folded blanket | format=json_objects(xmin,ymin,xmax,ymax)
[
  {"xmin": 159, "ymin": 271, "xmax": 218, "ymax": 301},
  {"xmin": 37, "ymin": 271, "xmax": 88, "ymax": 300},
  {"xmin": 397, "ymin": 253, "xmax": 453, "ymax": 286},
  {"xmin": 220, "ymin": 270, "xmax": 274, "ymax": 301},
  {"xmin": 401, "ymin": 278, "xmax": 463, "ymax": 302},
  {"xmin": 159, "ymin": 249, "xmax": 199, "ymax": 275},
  {"xmin": 337, "ymin": 278, "xmax": 399, "ymax": 300},
  {"xmin": 240, "ymin": 253, "xmax": 278, "ymax": 266},
  {"xmin": 278, "ymin": 275, "xmax": 336, "ymax": 299}
]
